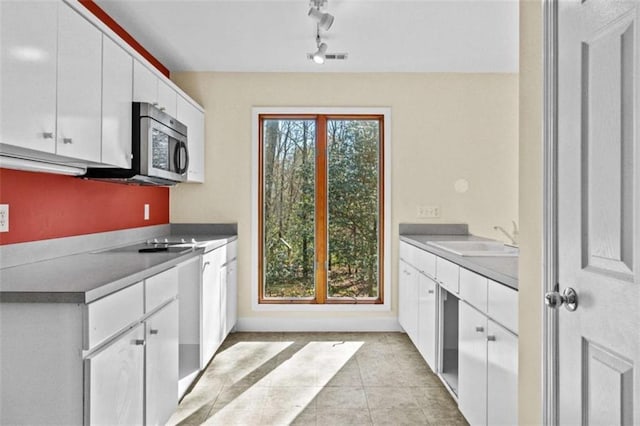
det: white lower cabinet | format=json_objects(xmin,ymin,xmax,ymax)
[
  {"xmin": 458, "ymin": 301, "xmax": 488, "ymax": 426},
  {"xmin": 145, "ymin": 300, "xmax": 179, "ymax": 426},
  {"xmin": 84, "ymin": 324, "xmax": 145, "ymax": 425},
  {"xmin": 398, "ymin": 259, "xmax": 419, "ymax": 343},
  {"xmin": 417, "ymin": 273, "xmax": 438, "ymax": 370},
  {"xmin": 202, "ymin": 246, "xmax": 225, "ymax": 363},
  {"xmin": 225, "ymin": 254, "xmax": 238, "ymax": 336},
  {"xmin": 458, "ymin": 301, "xmax": 518, "ymax": 426},
  {"xmin": 487, "ymin": 319, "xmax": 518, "ymax": 426}
]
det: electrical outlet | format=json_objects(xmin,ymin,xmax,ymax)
[
  {"xmin": 144, "ymin": 204, "xmax": 150, "ymax": 221},
  {"xmin": 0, "ymin": 204, "xmax": 9, "ymax": 232},
  {"xmin": 417, "ymin": 205, "xmax": 440, "ymax": 219}
]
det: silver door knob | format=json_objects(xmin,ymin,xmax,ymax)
[{"xmin": 544, "ymin": 287, "xmax": 578, "ymax": 311}]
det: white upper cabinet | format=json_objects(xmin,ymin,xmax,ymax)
[
  {"xmin": 176, "ymin": 95, "xmax": 205, "ymax": 183},
  {"xmin": 133, "ymin": 60, "xmax": 158, "ymax": 104},
  {"xmin": 101, "ymin": 36, "xmax": 132, "ymax": 168},
  {"xmin": 56, "ymin": 3, "xmax": 102, "ymax": 163},
  {"xmin": 134, "ymin": 60, "xmax": 177, "ymax": 116},
  {"xmin": 157, "ymin": 80, "xmax": 177, "ymax": 117},
  {"xmin": 0, "ymin": 1, "xmax": 58, "ymax": 153}
]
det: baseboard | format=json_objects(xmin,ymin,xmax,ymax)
[{"xmin": 236, "ymin": 316, "xmax": 402, "ymax": 332}]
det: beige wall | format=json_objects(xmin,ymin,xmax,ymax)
[
  {"xmin": 519, "ymin": 0, "xmax": 543, "ymax": 424},
  {"xmin": 170, "ymin": 72, "xmax": 518, "ymax": 323}
]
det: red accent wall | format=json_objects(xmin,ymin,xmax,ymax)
[
  {"xmin": 0, "ymin": 169, "xmax": 169, "ymax": 245},
  {"xmin": 78, "ymin": 0, "xmax": 170, "ymax": 78}
]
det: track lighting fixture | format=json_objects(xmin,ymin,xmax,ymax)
[
  {"xmin": 308, "ymin": 8, "xmax": 334, "ymax": 31},
  {"xmin": 306, "ymin": 0, "xmax": 348, "ymax": 64},
  {"xmin": 312, "ymin": 41, "xmax": 328, "ymax": 64}
]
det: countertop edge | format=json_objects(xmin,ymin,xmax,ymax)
[
  {"xmin": 0, "ymin": 234, "xmax": 238, "ymax": 304},
  {"xmin": 400, "ymin": 235, "xmax": 518, "ymax": 290}
]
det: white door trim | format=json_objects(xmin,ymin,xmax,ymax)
[{"xmin": 542, "ymin": 0, "xmax": 559, "ymax": 424}]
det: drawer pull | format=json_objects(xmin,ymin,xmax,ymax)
[
  {"xmin": 475, "ymin": 326, "xmax": 484, "ymax": 333},
  {"xmin": 62, "ymin": 138, "xmax": 73, "ymax": 144},
  {"xmin": 487, "ymin": 335, "xmax": 496, "ymax": 342},
  {"xmin": 202, "ymin": 261, "xmax": 211, "ymax": 271},
  {"xmin": 149, "ymin": 329, "xmax": 159, "ymax": 335},
  {"xmin": 134, "ymin": 339, "xmax": 146, "ymax": 346},
  {"xmin": 43, "ymin": 132, "xmax": 54, "ymax": 139},
  {"xmin": 428, "ymin": 289, "xmax": 435, "ymax": 294}
]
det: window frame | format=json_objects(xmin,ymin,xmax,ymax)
[{"xmin": 251, "ymin": 107, "xmax": 392, "ymax": 312}]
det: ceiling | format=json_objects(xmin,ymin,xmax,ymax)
[{"xmin": 95, "ymin": 0, "xmax": 519, "ymax": 73}]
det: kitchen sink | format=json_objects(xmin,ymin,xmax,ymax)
[{"xmin": 426, "ymin": 240, "xmax": 518, "ymax": 257}]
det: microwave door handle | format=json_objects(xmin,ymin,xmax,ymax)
[{"xmin": 174, "ymin": 141, "xmax": 189, "ymax": 174}]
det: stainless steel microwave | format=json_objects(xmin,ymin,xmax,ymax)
[{"xmin": 84, "ymin": 102, "xmax": 188, "ymax": 185}]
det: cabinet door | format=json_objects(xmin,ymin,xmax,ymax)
[
  {"xmin": 458, "ymin": 301, "xmax": 487, "ymax": 426},
  {"xmin": 398, "ymin": 260, "xmax": 419, "ymax": 344},
  {"xmin": 56, "ymin": 4, "xmax": 102, "ymax": 162},
  {"xmin": 487, "ymin": 320, "xmax": 518, "ymax": 426},
  {"xmin": 201, "ymin": 249, "xmax": 224, "ymax": 365},
  {"xmin": 101, "ymin": 36, "xmax": 132, "ymax": 168},
  {"xmin": 133, "ymin": 60, "xmax": 158, "ymax": 104},
  {"xmin": 84, "ymin": 324, "xmax": 144, "ymax": 426},
  {"xmin": 157, "ymin": 80, "xmax": 177, "ymax": 117},
  {"xmin": 176, "ymin": 95, "xmax": 205, "ymax": 183},
  {"xmin": 0, "ymin": 1, "xmax": 57, "ymax": 153},
  {"xmin": 146, "ymin": 300, "xmax": 179, "ymax": 426},
  {"xmin": 417, "ymin": 273, "xmax": 437, "ymax": 370},
  {"xmin": 225, "ymin": 258, "xmax": 238, "ymax": 335}
]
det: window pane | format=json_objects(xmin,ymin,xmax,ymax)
[
  {"xmin": 262, "ymin": 119, "xmax": 316, "ymax": 298},
  {"xmin": 327, "ymin": 119, "xmax": 380, "ymax": 299}
]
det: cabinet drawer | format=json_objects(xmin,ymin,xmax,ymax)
[
  {"xmin": 145, "ymin": 267, "xmax": 178, "ymax": 313},
  {"xmin": 487, "ymin": 280, "xmax": 518, "ymax": 334},
  {"xmin": 415, "ymin": 249, "xmax": 436, "ymax": 278},
  {"xmin": 459, "ymin": 268, "xmax": 488, "ymax": 314},
  {"xmin": 85, "ymin": 282, "xmax": 143, "ymax": 350},
  {"xmin": 436, "ymin": 257, "xmax": 459, "ymax": 294}
]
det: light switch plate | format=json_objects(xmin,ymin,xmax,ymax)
[{"xmin": 0, "ymin": 204, "xmax": 9, "ymax": 232}]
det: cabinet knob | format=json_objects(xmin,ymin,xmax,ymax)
[
  {"xmin": 428, "ymin": 289, "xmax": 435, "ymax": 294},
  {"xmin": 149, "ymin": 329, "xmax": 159, "ymax": 335},
  {"xmin": 43, "ymin": 132, "xmax": 54, "ymax": 139},
  {"xmin": 160, "ymin": 107, "xmax": 166, "ymax": 112},
  {"xmin": 487, "ymin": 335, "xmax": 496, "ymax": 342},
  {"xmin": 62, "ymin": 138, "xmax": 73, "ymax": 144},
  {"xmin": 134, "ymin": 339, "xmax": 146, "ymax": 346},
  {"xmin": 475, "ymin": 326, "xmax": 484, "ymax": 333},
  {"xmin": 202, "ymin": 261, "xmax": 211, "ymax": 271}
]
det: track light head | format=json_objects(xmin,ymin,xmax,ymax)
[
  {"xmin": 308, "ymin": 8, "xmax": 334, "ymax": 31},
  {"xmin": 312, "ymin": 42, "xmax": 328, "ymax": 64}
]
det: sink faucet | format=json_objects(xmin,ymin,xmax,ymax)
[{"xmin": 494, "ymin": 221, "xmax": 519, "ymax": 246}]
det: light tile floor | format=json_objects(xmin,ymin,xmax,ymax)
[{"xmin": 168, "ymin": 332, "xmax": 469, "ymax": 426}]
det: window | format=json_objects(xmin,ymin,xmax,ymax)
[{"xmin": 257, "ymin": 113, "xmax": 386, "ymax": 305}]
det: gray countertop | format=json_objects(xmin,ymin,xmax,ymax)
[
  {"xmin": 0, "ymin": 227, "xmax": 237, "ymax": 304},
  {"xmin": 400, "ymin": 233, "xmax": 518, "ymax": 290}
]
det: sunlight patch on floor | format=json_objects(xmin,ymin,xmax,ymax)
[
  {"xmin": 169, "ymin": 341, "xmax": 293, "ymax": 425},
  {"xmin": 203, "ymin": 341, "xmax": 363, "ymax": 425}
]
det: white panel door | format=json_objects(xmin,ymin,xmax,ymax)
[
  {"xmin": 101, "ymin": 35, "xmax": 132, "ymax": 168},
  {"xmin": 56, "ymin": 4, "xmax": 102, "ymax": 162},
  {"xmin": 417, "ymin": 272, "xmax": 438, "ymax": 370},
  {"xmin": 176, "ymin": 95, "xmax": 205, "ymax": 183},
  {"xmin": 458, "ymin": 301, "xmax": 487, "ymax": 426},
  {"xmin": 0, "ymin": 1, "xmax": 57, "ymax": 153},
  {"xmin": 556, "ymin": 0, "xmax": 640, "ymax": 423},
  {"xmin": 84, "ymin": 324, "xmax": 144, "ymax": 426},
  {"xmin": 487, "ymin": 319, "xmax": 517, "ymax": 426},
  {"xmin": 145, "ymin": 300, "xmax": 179, "ymax": 426}
]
